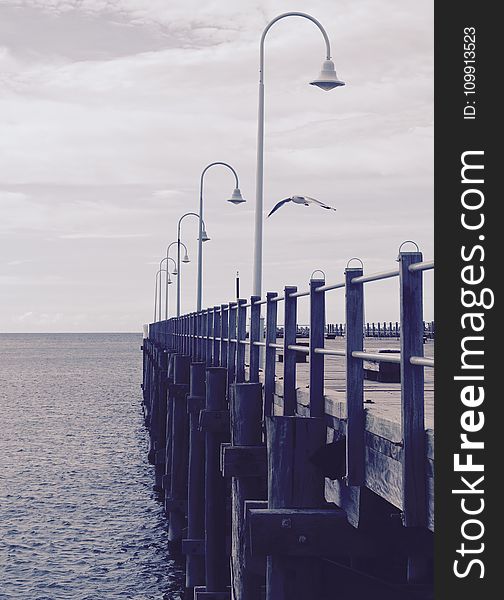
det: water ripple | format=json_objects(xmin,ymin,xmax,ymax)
[{"xmin": 0, "ymin": 333, "xmax": 184, "ymax": 600}]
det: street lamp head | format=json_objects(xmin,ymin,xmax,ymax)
[
  {"xmin": 182, "ymin": 252, "xmax": 190, "ymax": 263},
  {"xmin": 200, "ymin": 227, "xmax": 211, "ymax": 243},
  {"xmin": 309, "ymin": 60, "xmax": 345, "ymax": 91},
  {"xmin": 172, "ymin": 265, "xmax": 178, "ymax": 276},
  {"xmin": 227, "ymin": 187, "xmax": 246, "ymax": 205},
  {"xmin": 167, "ymin": 274, "xmax": 172, "ymax": 284}
]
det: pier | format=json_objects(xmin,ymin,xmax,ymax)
[{"xmin": 141, "ymin": 248, "xmax": 434, "ymax": 600}]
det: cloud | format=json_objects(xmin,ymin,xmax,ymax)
[{"xmin": 0, "ymin": 0, "xmax": 433, "ymax": 330}]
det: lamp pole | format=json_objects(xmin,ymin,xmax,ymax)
[
  {"xmin": 159, "ymin": 256, "xmax": 177, "ymax": 320},
  {"xmin": 197, "ymin": 162, "xmax": 245, "ymax": 311},
  {"xmin": 177, "ymin": 212, "xmax": 209, "ymax": 317},
  {"xmin": 252, "ymin": 12, "xmax": 345, "ymax": 297},
  {"xmin": 154, "ymin": 267, "xmax": 167, "ymax": 322},
  {"xmin": 165, "ymin": 240, "xmax": 187, "ymax": 320}
]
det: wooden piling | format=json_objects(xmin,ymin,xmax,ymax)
[
  {"xmin": 265, "ymin": 416, "xmax": 327, "ymax": 600},
  {"xmin": 282, "ymin": 286, "xmax": 298, "ymax": 416},
  {"xmin": 167, "ymin": 353, "xmax": 191, "ymax": 549},
  {"xmin": 202, "ymin": 367, "xmax": 230, "ymax": 594},
  {"xmin": 229, "ymin": 382, "xmax": 266, "ymax": 600},
  {"xmin": 184, "ymin": 362, "xmax": 206, "ymax": 593}
]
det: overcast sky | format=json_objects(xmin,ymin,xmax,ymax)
[{"xmin": 0, "ymin": 0, "xmax": 433, "ymax": 332}]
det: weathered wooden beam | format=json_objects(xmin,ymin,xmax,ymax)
[
  {"xmin": 345, "ymin": 266, "xmax": 365, "ymax": 486},
  {"xmin": 236, "ymin": 299, "xmax": 247, "ymax": 383},
  {"xmin": 249, "ymin": 296, "xmax": 261, "ymax": 383},
  {"xmin": 309, "ymin": 278, "xmax": 325, "ymax": 417},
  {"xmin": 264, "ymin": 292, "xmax": 278, "ymax": 417},
  {"xmin": 184, "ymin": 361, "xmax": 207, "ymax": 592},
  {"xmin": 265, "ymin": 416, "xmax": 327, "ymax": 600},
  {"xmin": 199, "ymin": 409, "xmax": 230, "ymax": 433},
  {"xmin": 167, "ymin": 354, "xmax": 190, "ymax": 548},
  {"xmin": 204, "ymin": 367, "xmax": 231, "ymax": 593},
  {"xmin": 221, "ymin": 445, "xmax": 267, "ymax": 479},
  {"xmin": 282, "ymin": 286, "xmax": 298, "ymax": 416},
  {"xmin": 230, "ymin": 382, "xmax": 266, "ymax": 600}
]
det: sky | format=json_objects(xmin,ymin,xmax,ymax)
[{"xmin": 0, "ymin": 0, "xmax": 433, "ymax": 332}]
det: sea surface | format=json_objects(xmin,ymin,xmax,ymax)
[{"xmin": 0, "ymin": 333, "xmax": 185, "ymax": 600}]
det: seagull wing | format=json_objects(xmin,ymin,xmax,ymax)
[
  {"xmin": 304, "ymin": 196, "xmax": 337, "ymax": 211},
  {"xmin": 267, "ymin": 198, "xmax": 292, "ymax": 217}
]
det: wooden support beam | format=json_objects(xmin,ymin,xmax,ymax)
[
  {"xmin": 185, "ymin": 362, "xmax": 206, "ymax": 592},
  {"xmin": 230, "ymin": 382, "xmax": 266, "ymax": 600},
  {"xmin": 236, "ymin": 299, "xmax": 247, "ymax": 383},
  {"xmin": 345, "ymin": 266, "xmax": 365, "ymax": 486},
  {"xmin": 227, "ymin": 303, "xmax": 237, "ymax": 393},
  {"xmin": 264, "ymin": 292, "xmax": 278, "ymax": 418},
  {"xmin": 199, "ymin": 409, "xmax": 230, "ymax": 433},
  {"xmin": 249, "ymin": 296, "xmax": 261, "ymax": 383},
  {"xmin": 221, "ymin": 445, "xmax": 267, "ymax": 479},
  {"xmin": 265, "ymin": 416, "xmax": 327, "ymax": 600},
  {"xmin": 167, "ymin": 354, "xmax": 190, "ymax": 548},
  {"xmin": 247, "ymin": 508, "xmax": 384, "ymax": 557},
  {"xmin": 309, "ymin": 279, "xmax": 325, "ymax": 418},
  {"xmin": 204, "ymin": 367, "xmax": 231, "ymax": 593}
]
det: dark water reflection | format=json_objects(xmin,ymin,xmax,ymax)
[{"xmin": 0, "ymin": 333, "xmax": 185, "ymax": 600}]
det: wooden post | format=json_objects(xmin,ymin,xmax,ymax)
[
  {"xmin": 154, "ymin": 349, "xmax": 169, "ymax": 494},
  {"xmin": 283, "ymin": 286, "xmax": 297, "ymax": 416},
  {"xmin": 230, "ymin": 383, "xmax": 266, "ymax": 600},
  {"xmin": 399, "ymin": 251, "xmax": 426, "ymax": 528},
  {"xmin": 236, "ymin": 299, "xmax": 247, "ymax": 383},
  {"xmin": 167, "ymin": 354, "xmax": 191, "ymax": 549},
  {"xmin": 203, "ymin": 367, "xmax": 230, "ymax": 593},
  {"xmin": 213, "ymin": 307, "xmax": 221, "ymax": 367},
  {"xmin": 227, "ymin": 302, "xmax": 238, "ymax": 391},
  {"xmin": 264, "ymin": 292, "xmax": 278, "ymax": 418},
  {"xmin": 207, "ymin": 308, "xmax": 214, "ymax": 366},
  {"xmin": 400, "ymin": 251, "xmax": 428, "ymax": 584},
  {"xmin": 309, "ymin": 279, "xmax": 325, "ymax": 418},
  {"xmin": 345, "ymin": 266, "xmax": 365, "ymax": 486},
  {"xmin": 265, "ymin": 416, "xmax": 327, "ymax": 600},
  {"xmin": 185, "ymin": 362, "xmax": 206, "ymax": 593},
  {"xmin": 249, "ymin": 296, "xmax": 261, "ymax": 383},
  {"xmin": 221, "ymin": 304, "xmax": 229, "ymax": 370}
]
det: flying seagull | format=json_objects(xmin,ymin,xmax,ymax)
[{"xmin": 267, "ymin": 195, "xmax": 336, "ymax": 217}]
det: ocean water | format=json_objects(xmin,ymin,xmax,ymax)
[{"xmin": 0, "ymin": 333, "xmax": 185, "ymax": 600}]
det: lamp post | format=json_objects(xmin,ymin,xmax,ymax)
[
  {"xmin": 165, "ymin": 240, "xmax": 187, "ymax": 320},
  {"xmin": 154, "ymin": 267, "xmax": 168, "ymax": 322},
  {"xmin": 197, "ymin": 162, "xmax": 245, "ymax": 311},
  {"xmin": 177, "ymin": 212, "xmax": 210, "ymax": 317},
  {"xmin": 159, "ymin": 256, "xmax": 177, "ymax": 321},
  {"xmin": 252, "ymin": 12, "xmax": 345, "ymax": 297}
]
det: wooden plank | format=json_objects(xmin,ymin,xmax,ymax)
[{"xmin": 222, "ymin": 445, "xmax": 267, "ymax": 478}]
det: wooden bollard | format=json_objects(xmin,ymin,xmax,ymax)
[
  {"xmin": 199, "ymin": 367, "xmax": 230, "ymax": 597},
  {"xmin": 265, "ymin": 416, "xmax": 326, "ymax": 600},
  {"xmin": 167, "ymin": 354, "xmax": 191, "ymax": 549},
  {"xmin": 183, "ymin": 362, "xmax": 206, "ymax": 593},
  {"xmin": 228, "ymin": 382, "xmax": 267, "ymax": 600}
]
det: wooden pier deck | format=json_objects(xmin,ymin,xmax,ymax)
[{"xmin": 143, "ymin": 249, "xmax": 435, "ymax": 598}]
